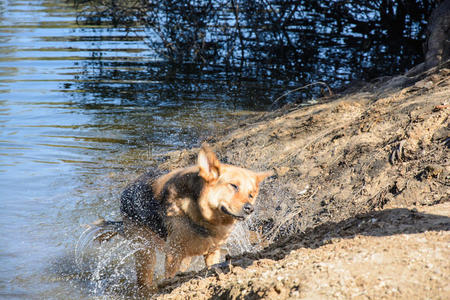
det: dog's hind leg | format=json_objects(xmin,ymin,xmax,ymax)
[
  {"xmin": 134, "ymin": 248, "xmax": 156, "ymax": 289},
  {"xmin": 164, "ymin": 251, "xmax": 184, "ymax": 279}
]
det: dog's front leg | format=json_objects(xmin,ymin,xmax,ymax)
[
  {"xmin": 179, "ymin": 256, "xmax": 192, "ymax": 272},
  {"xmin": 204, "ymin": 249, "xmax": 221, "ymax": 267}
]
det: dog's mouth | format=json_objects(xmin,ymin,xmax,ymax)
[{"xmin": 220, "ymin": 205, "xmax": 246, "ymax": 220}]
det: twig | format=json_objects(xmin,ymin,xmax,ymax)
[
  {"xmin": 230, "ymin": 0, "xmax": 245, "ymax": 68},
  {"xmin": 272, "ymin": 81, "xmax": 333, "ymax": 107}
]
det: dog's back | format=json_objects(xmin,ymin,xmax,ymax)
[{"xmin": 120, "ymin": 169, "xmax": 168, "ymax": 240}]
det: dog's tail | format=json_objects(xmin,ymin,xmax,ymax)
[
  {"xmin": 88, "ymin": 218, "xmax": 124, "ymax": 243},
  {"xmin": 75, "ymin": 218, "xmax": 125, "ymax": 268}
]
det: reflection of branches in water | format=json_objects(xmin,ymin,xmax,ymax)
[
  {"xmin": 68, "ymin": 55, "xmax": 281, "ymax": 151},
  {"xmin": 71, "ymin": 57, "xmax": 278, "ymax": 109},
  {"xmin": 75, "ymin": 0, "xmax": 437, "ymax": 102}
]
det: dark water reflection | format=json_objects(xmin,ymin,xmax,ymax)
[
  {"xmin": 0, "ymin": 0, "xmax": 270, "ymax": 298},
  {"xmin": 76, "ymin": 0, "xmax": 435, "ymax": 101},
  {"xmin": 70, "ymin": 58, "xmax": 275, "ymax": 150}
]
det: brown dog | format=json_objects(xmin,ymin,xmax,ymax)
[{"xmin": 118, "ymin": 144, "xmax": 271, "ymax": 289}]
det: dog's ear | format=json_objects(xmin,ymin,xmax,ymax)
[
  {"xmin": 255, "ymin": 170, "xmax": 273, "ymax": 185},
  {"xmin": 198, "ymin": 144, "xmax": 221, "ymax": 182}
]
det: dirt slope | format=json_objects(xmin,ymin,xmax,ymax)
[
  {"xmin": 152, "ymin": 69, "xmax": 449, "ymax": 299},
  {"xmin": 156, "ymin": 203, "xmax": 449, "ymax": 300}
]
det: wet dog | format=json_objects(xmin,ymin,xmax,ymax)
[{"xmin": 100, "ymin": 144, "xmax": 271, "ymax": 290}]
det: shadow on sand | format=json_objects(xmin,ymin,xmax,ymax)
[{"xmin": 156, "ymin": 207, "xmax": 450, "ymax": 294}]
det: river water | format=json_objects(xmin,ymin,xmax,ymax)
[{"xmin": 0, "ymin": 0, "xmax": 274, "ymax": 298}]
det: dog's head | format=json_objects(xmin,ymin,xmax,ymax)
[{"xmin": 197, "ymin": 144, "xmax": 272, "ymax": 225}]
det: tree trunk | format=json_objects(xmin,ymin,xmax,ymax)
[
  {"xmin": 425, "ymin": 0, "xmax": 450, "ymax": 68},
  {"xmin": 408, "ymin": 0, "xmax": 450, "ymax": 76}
]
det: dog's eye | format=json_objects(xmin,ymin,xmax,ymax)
[
  {"xmin": 229, "ymin": 183, "xmax": 239, "ymax": 192},
  {"xmin": 249, "ymin": 194, "xmax": 254, "ymax": 199}
]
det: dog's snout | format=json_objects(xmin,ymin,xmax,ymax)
[{"xmin": 243, "ymin": 203, "xmax": 254, "ymax": 215}]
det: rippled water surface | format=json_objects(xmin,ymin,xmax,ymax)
[{"xmin": 0, "ymin": 0, "xmax": 272, "ymax": 298}]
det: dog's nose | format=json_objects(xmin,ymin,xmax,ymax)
[{"xmin": 243, "ymin": 203, "xmax": 254, "ymax": 215}]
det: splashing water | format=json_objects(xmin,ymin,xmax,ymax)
[
  {"xmin": 226, "ymin": 220, "xmax": 263, "ymax": 255},
  {"xmin": 73, "ymin": 216, "xmax": 263, "ymax": 297},
  {"xmin": 74, "ymin": 224, "xmax": 145, "ymax": 297}
]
